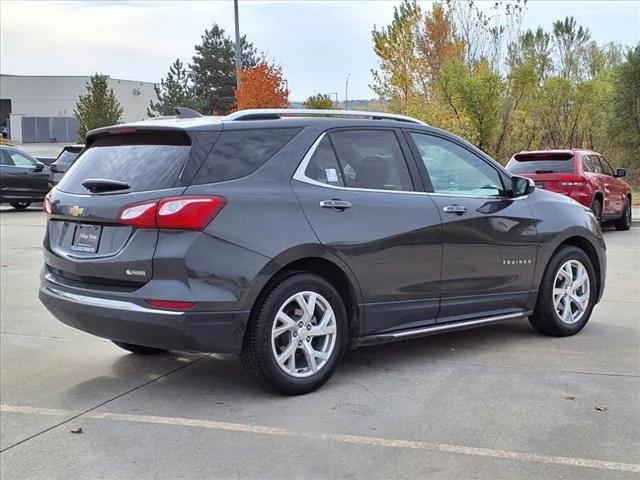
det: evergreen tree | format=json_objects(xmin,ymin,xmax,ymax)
[
  {"xmin": 239, "ymin": 34, "xmax": 259, "ymax": 69},
  {"xmin": 148, "ymin": 58, "xmax": 202, "ymax": 117},
  {"xmin": 190, "ymin": 23, "xmax": 259, "ymax": 115},
  {"xmin": 190, "ymin": 24, "xmax": 235, "ymax": 114},
  {"xmin": 74, "ymin": 74, "xmax": 124, "ymax": 141}
]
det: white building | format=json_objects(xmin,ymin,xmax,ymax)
[{"xmin": 0, "ymin": 74, "xmax": 157, "ymax": 142}]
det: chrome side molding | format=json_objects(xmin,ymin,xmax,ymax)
[{"xmin": 357, "ymin": 311, "xmax": 529, "ymax": 346}]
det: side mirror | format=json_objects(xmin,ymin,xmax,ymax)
[
  {"xmin": 33, "ymin": 161, "xmax": 45, "ymax": 172},
  {"xmin": 616, "ymin": 168, "xmax": 626, "ymax": 177},
  {"xmin": 511, "ymin": 176, "xmax": 535, "ymax": 197}
]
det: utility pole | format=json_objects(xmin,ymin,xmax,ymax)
[
  {"xmin": 234, "ymin": 0, "xmax": 242, "ymax": 89},
  {"xmin": 345, "ymin": 73, "xmax": 350, "ymax": 110}
]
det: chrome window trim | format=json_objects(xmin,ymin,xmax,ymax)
[{"xmin": 292, "ymin": 132, "xmax": 521, "ymax": 200}]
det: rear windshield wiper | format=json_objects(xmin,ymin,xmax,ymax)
[
  {"xmin": 534, "ymin": 169, "xmax": 555, "ymax": 174},
  {"xmin": 82, "ymin": 178, "xmax": 130, "ymax": 193}
]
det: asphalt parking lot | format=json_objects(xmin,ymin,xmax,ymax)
[{"xmin": 1, "ymin": 205, "xmax": 638, "ymax": 479}]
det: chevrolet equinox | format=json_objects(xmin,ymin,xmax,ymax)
[{"xmin": 40, "ymin": 108, "xmax": 606, "ymax": 395}]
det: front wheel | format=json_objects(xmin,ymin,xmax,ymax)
[
  {"xmin": 241, "ymin": 273, "xmax": 347, "ymax": 395},
  {"xmin": 614, "ymin": 197, "xmax": 632, "ymax": 231},
  {"xmin": 529, "ymin": 246, "xmax": 597, "ymax": 337},
  {"xmin": 10, "ymin": 202, "xmax": 31, "ymax": 210}
]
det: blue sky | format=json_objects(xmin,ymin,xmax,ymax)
[{"xmin": 1, "ymin": 1, "xmax": 639, "ymax": 101}]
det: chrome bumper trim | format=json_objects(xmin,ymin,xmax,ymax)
[{"xmin": 42, "ymin": 286, "xmax": 184, "ymax": 316}]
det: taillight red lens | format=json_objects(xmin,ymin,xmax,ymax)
[
  {"xmin": 117, "ymin": 196, "xmax": 225, "ymax": 231},
  {"xmin": 145, "ymin": 299, "xmax": 195, "ymax": 310},
  {"xmin": 118, "ymin": 201, "xmax": 158, "ymax": 228},
  {"xmin": 156, "ymin": 196, "xmax": 226, "ymax": 230},
  {"xmin": 43, "ymin": 196, "xmax": 52, "ymax": 216}
]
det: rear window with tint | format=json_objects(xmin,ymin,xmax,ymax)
[
  {"xmin": 57, "ymin": 132, "xmax": 191, "ymax": 194},
  {"xmin": 192, "ymin": 128, "xmax": 300, "ymax": 184},
  {"xmin": 55, "ymin": 149, "xmax": 81, "ymax": 169},
  {"xmin": 506, "ymin": 153, "xmax": 574, "ymax": 174}
]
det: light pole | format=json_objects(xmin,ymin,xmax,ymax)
[
  {"xmin": 234, "ymin": 0, "xmax": 241, "ymax": 89},
  {"xmin": 345, "ymin": 73, "xmax": 350, "ymax": 110}
]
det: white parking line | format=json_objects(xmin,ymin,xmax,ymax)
[{"xmin": 2, "ymin": 404, "xmax": 639, "ymax": 473}]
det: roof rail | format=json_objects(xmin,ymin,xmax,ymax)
[
  {"xmin": 223, "ymin": 109, "xmax": 426, "ymax": 125},
  {"xmin": 174, "ymin": 107, "xmax": 203, "ymax": 118}
]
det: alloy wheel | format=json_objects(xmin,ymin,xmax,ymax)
[
  {"xmin": 271, "ymin": 291, "xmax": 337, "ymax": 378},
  {"xmin": 552, "ymin": 260, "xmax": 590, "ymax": 325}
]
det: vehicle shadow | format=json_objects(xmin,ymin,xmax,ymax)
[{"xmin": 88, "ymin": 319, "xmax": 540, "ymax": 400}]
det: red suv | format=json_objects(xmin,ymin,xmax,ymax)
[{"xmin": 506, "ymin": 149, "xmax": 632, "ymax": 230}]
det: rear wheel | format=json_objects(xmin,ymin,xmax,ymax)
[
  {"xmin": 529, "ymin": 245, "xmax": 597, "ymax": 337},
  {"xmin": 10, "ymin": 202, "xmax": 31, "ymax": 210},
  {"xmin": 241, "ymin": 273, "xmax": 347, "ymax": 395},
  {"xmin": 614, "ymin": 197, "xmax": 632, "ymax": 231},
  {"xmin": 112, "ymin": 341, "xmax": 167, "ymax": 355},
  {"xmin": 590, "ymin": 198, "xmax": 602, "ymax": 223}
]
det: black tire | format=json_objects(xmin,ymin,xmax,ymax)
[
  {"xmin": 10, "ymin": 202, "xmax": 31, "ymax": 210},
  {"xmin": 590, "ymin": 198, "xmax": 602, "ymax": 223},
  {"xmin": 112, "ymin": 341, "xmax": 167, "ymax": 355},
  {"xmin": 614, "ymin": 197, "xmax": 632, "ymax": 231},
  {"xmin": 529, "ymin": 245, "xmax": 597, "ymax": 337},
  {"xmin": 241, "ymin": 273, "xmax": 348, "ymax": 395}
]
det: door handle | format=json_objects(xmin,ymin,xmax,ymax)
[
  {"xmin": 320, "ymin": 200, "xmax": 352, "ymax": 211},
  {"xmin": 442, "ymin": 205, "xmax": 467, "ymax": 215}
]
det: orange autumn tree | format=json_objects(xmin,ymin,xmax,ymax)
[{"xmin": 235, "ymin": 60, "xmax": 289, "ymax": 109}]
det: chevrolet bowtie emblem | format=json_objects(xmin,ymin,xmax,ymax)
[{"xmin": 69, "ymin": 206, "xmax": 84, "ymax": 217}]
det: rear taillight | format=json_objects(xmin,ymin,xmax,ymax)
[
  {"xmin": 118, "ymin": 201, "xmax": 157, "ymax": 228},
  {"xmin": 44, "ymin": 196, "xmax": 52, "ymax": 216},
  {"xmin": 117, "ymin": 196, "xmax": 226, "ymax": 230}
]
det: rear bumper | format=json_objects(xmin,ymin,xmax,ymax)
[{"xmin": 39, "ymin": 282, "xmax": 250, "ymax": 353}]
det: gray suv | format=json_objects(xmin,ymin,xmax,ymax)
[{"xmin": 39, "ymin": 108, "xmax": 606, "ymax": 395}]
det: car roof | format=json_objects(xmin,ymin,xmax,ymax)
[{"xmin": 86, "ymin": 109, "xmax": 429, "ymax": 139}]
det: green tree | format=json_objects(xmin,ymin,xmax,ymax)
[
  {"xmin": 74, "ymin": 74, "xmax": 124, "ymax": 142},
  {"xmin": 148, "ymin": 58, "xmax": 203, "ymax": 117},
  {"xmin": 190, "ymin": 24, "xmax": 236, "ymax": 114},
  {"xmin": 439, "ymin": 59, "xmax": 504, "ymax": 151},
  {"xmin": 190, "ymin": 24, "xmax": 259, "ymax": 115},
  {"xmin": 552, "ymin": 16, "xmax": 591, "ymax": 81},
  {"xmin": 609, "ymin": 45, "xmax": 640, "ymax": 183},
  {"xmin": 303, "ymin": 93, "xmax": 334, "ymax": 109},
  {"xmin": 371, "ymin": 1, "xmax": 422, "ymax": 114},
  {"xmin": 609, "ymin": 45, "xmax": 640, "ymax": 148}
]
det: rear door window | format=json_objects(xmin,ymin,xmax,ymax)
[
  {"xmin": 506, "ymin": 153, "xmax": 574, "ymax": 174},
  {"xmin": 328, "ymin": 129, "xmax": 413, "ymax": 191},
  {"xmin": 56, "ymin": 132, "xmax": 191, "ymax": 194},
  {"xmin": 193, "ymin": 128, "xmax": 300, "ymax": 184},
  {"xmin": 583, "ymin": 155, "xmax": 601, "ymax": 173},
  {"xmin": 304, "ymin": 136, "xmax": 345, "ymax": 187}
]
